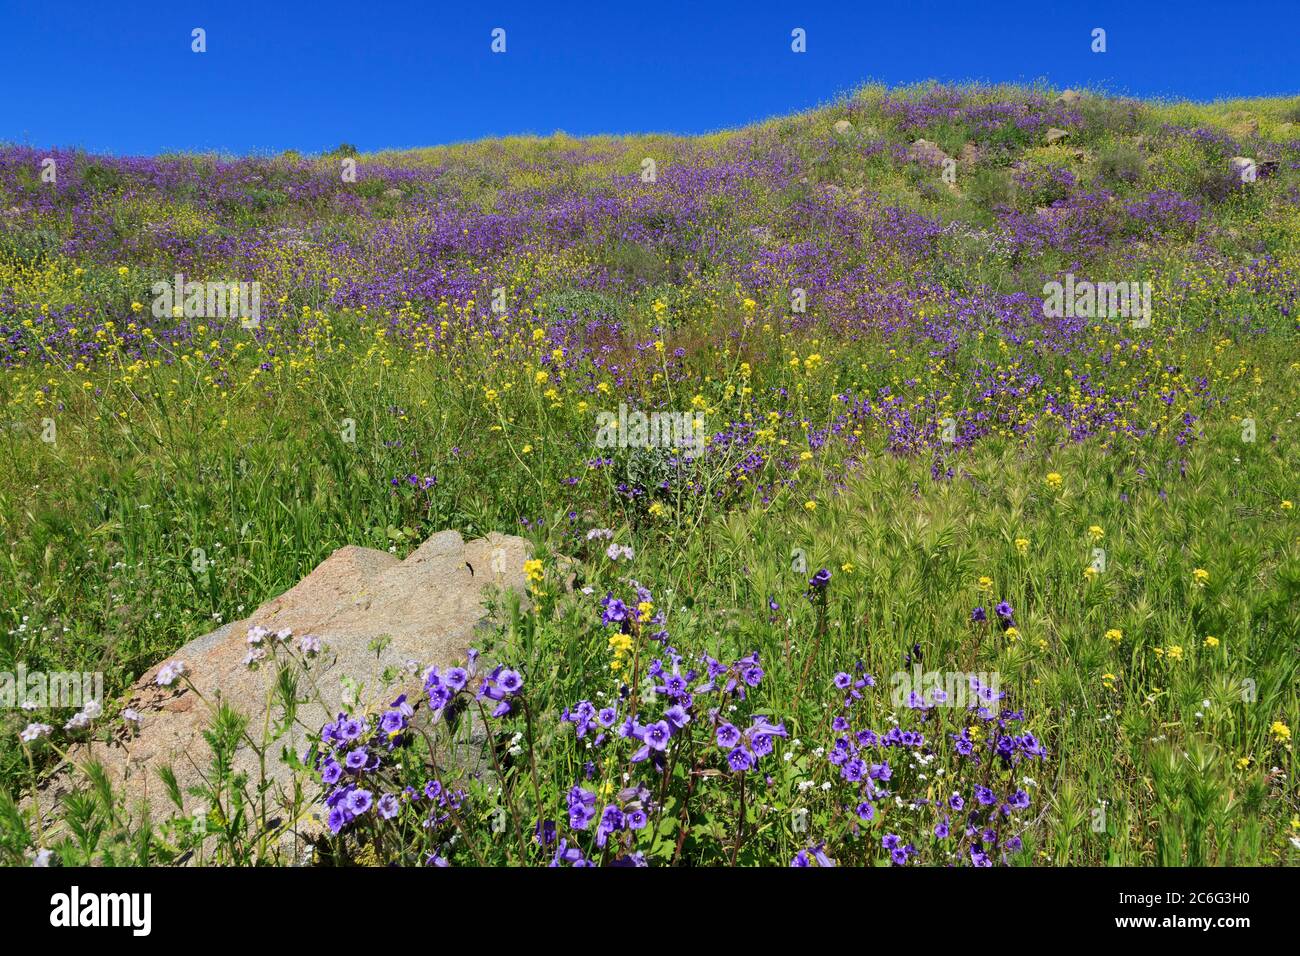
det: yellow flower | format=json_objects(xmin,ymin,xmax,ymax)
[
  {"xmin": 1203, "ymin": 635, "xmax": 1219, "ymax": 648},
  {"xmin": 130, "ymin": 301, "xmax": 143, "ymax": 313},
  {"xmin": 522, "ymin": 558, "xmax": 544, "ymax": 585},
  {"xmin": 1101, "ymin": 672, "xmax": 1117, "ymax": 686},
  {"xmin": 1014, "ymin": 538, "xmax": 1029, "ymax": 556},
  {"xmin": 1104, "ymin": 628, "xmax": 1123, "ymax": 644},
  {"xmin": 117, "ymin": 266, "xmax": 129, "ymax": 276},
  {"xmin": 1165, "ymin": 645, "xmax": 1183, "ymax": 661},
  {"xmin": 1236, "ymin": 756, "xmax": 1252, "ymax": 770},
  {"xmin": 521, "ymin": 444, "xmax": 533, "ymax": 454},
  {"xmin": 977, "ymin": 576, "xmax": 993, "ymax": 593},
  {"xmin": 1087, "ymin": 525, "xmax": 1104, "ymax": 542},
  {"xmin": 637, "ymin": 601, "xmax": 654, "ymax": 623},
  {"xmin": 533, "ymin": 371, "xmax": 548, "ymax": 385},
  {"xmin": 1192, "ymin": 568, "xmax": 1210, "ymax": 588},
  {"xmin": 1045, "ymin": 472, "xmax": 1063, "ymax": 489},
  {"xmin": 1004, "ymin": 627, "xmax": 1020, "ymax": 642},
  {"xmin": 648, "ymin": 501, "xmax": 669, "ymax": 518},
  {"xmin": 1083, "ymin": 566, "xmax": 1098, "ymax": 582},
  {"xmin": 653, "ymin": 340, "xmax": 665, "ymax": 353},
  {"xmin": 1281, "ymin": 500, "xmax": 1293, "ymax": 510},
  {"xmin": 840, "ymin": 562, "xmax": 854, "ymax": 574},
  {"xmin": 1272, "ymin": 721, "xmax": 1292, "ymax": 742},
  {"xmin": 803, "ymin": 500, "xmax": 817, "ymax": 512}
]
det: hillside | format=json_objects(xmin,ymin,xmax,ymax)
[{"xmin": 1, "ymin": 83, "xmax": 1297, "ymax": 867}]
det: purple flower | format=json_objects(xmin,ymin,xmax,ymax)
[
  {"xmin": 644, "ymin": 720, "xmax": 672, "ymax": 752},
  {"xmin": 344, "ymin": 748, "xmax": 368, "ymax": 771},
  {"xmin": 727, "ymin": 746, "xmax": 754, "ymax": 771},
  {"xmin": 377, "ymin": 793, "xmax": 400, "ymax": 819},
  {"xmin": 716, "ymin": 723, "xmax": 741, "ymax": 748}
]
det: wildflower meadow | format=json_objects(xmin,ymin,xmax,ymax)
[{"xmin": 1, "ymin": 79, "xmax": 1298, "ymax": 878}]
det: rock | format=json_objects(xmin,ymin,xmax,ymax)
[
  {"xmin": 383, "ymin": 187, "xmax": 403, "ymax": 199},
  {"xmin": 1057, "ymin": 90, "xmax": 1082, "ymax": 104},
  {"xmin": 1044, "ymin": 127, "xmax": 1070, "ymax": 145},
  {"xmin": 39, "ymin": 530, "xmax": 532, "ymax": 837},
  {"xmin": 833, "ymin": 120, "xmax": 853, "ymax": 135},
  {"xmin": 908, "ymin": 138, "xmax": 950, "ymax": 168},
  {"xmin": 1229, "ymin": 156, "xmax": 1257, "ymax": 182}
]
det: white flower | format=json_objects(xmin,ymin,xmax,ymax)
[
  {"xmin": 297, "ymin": 634, "xmax": 321, "ymax": 655},
  {"xmin": 242, "ymin": 647, "xmax": 266, "ymax": 667},
  {"xmin": 123, "ymin": 708, "xmax": 141, "ymax": 724},
  {"xmin": 20, "ymin": 722, "xmax": 52, "ymax": 742},
  {"xmin": 64, "ymin": 712, "xmax": 91, "ymax": 731},
  {"xmin": 275, "ymin": 628, "xmax": 293, "ymax": 642},
  {"xmin": 29, "ymin": 848, "xmax": 53, "ymax": 867},
  {"xmin": 156, "ymin": 660, "xmax": 187, "ymax": 687},
  {"xmin": 246, "ymin": 625, "xmax": 269, "ymax": 645},
  {"xmin": 82, "ymin": 699, "xmax": 103, "ymax": 719}
]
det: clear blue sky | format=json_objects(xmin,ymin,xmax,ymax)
[{"xmin": 2, "ymin": 0, "xmax": 1296, "ymax": 156}]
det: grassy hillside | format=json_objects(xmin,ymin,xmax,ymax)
[{"xmin": 1, "ymin": 83, "xmax": 1297, "ymax": 866}]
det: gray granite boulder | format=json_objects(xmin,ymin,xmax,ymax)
[{"xmin": 41, "ymin": 530, "xmax": 531, "ymax": 841}]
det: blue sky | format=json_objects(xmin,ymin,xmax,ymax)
[{"xmin": 2, "ymin": 0, "xmax": 1297, "ymax": 156}]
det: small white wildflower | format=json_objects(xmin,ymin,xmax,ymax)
[
  {"xmin": 20, "ymin": 722, "xmax": 53, "ymax": 742},
  {"xmin": 123, "ymin": 708, "xmax": 141, "ymax": 724},
  {"xmin": 156, "ymin": 660, "xmax": 187, "ymax": 687}
]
